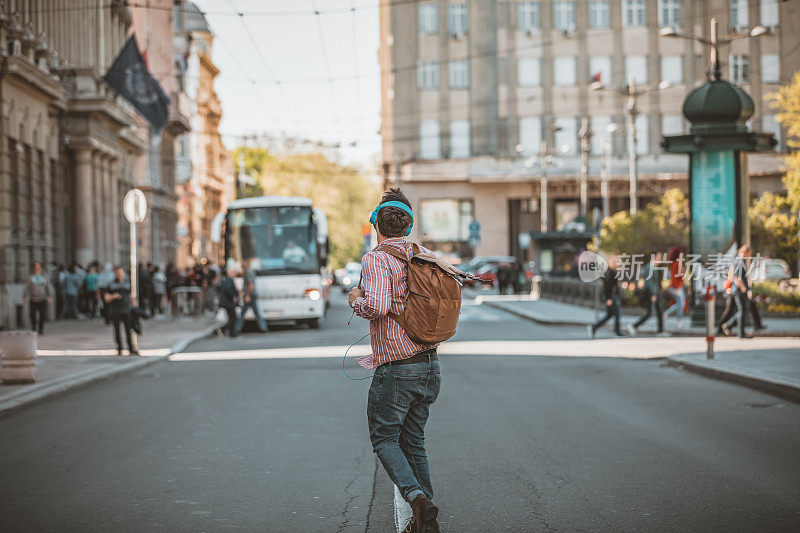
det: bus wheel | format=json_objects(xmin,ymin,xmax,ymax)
[{"xmin": 305, "ymin": 318, "xmax": 320, "ymax": 329}]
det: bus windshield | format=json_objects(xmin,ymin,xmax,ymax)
[{"xmin": 227, "ymin": 205, "xmax": 318, "ymax": 275}]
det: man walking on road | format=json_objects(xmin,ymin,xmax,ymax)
[
  {"xmin": 349, "ymin": 188, "xmax": 442, "ymax": 533},
  {"xmin": 236, "ymin": 258, "xmax": 267, "ymax": 334},
  {"xmin": 104, "ymin": 266, "xmax": 138, "ymax": 356},
  {"xmin": 219, "ymin": 267, "xmax": 240, "ymax": 337},
  {"xmin": 628, "ymin": 252, "xmax": 665, "ymax": 336},
  {"xmin": 589, "ymin": 254, "xmax": 623, "ymax": 338}
]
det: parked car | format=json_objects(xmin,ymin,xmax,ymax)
[
  {"xmin": 340, "ymin": 262, "xmax": 362, "ymax": 293},
  {"xmin": 752, "ymin": 258, "xmax": 791, "ymax": 282},
  {"xmin": 461, "ymin": 255, "xmax": 516, "ymax": 274}
]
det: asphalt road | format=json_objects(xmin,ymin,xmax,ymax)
[{"xmin": 0, "ymin": 291, "xmax": 798, "ymax": 532}]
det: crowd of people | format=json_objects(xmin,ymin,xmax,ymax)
[{"xmin": 22, "ymin": 259, "xmax": 235, "ymax": 351}]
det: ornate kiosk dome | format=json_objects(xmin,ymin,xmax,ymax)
[{"xmin": 683, "ymin": 80, "xmax": 754, "ymax": 134}]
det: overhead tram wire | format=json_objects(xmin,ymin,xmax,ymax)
[
  {"xmin": 211, "ymin": 26, "xmax": 278, "ymax": 126},
  {"xmin": 311, "ymin": 0, "xmax": 342, "ymax": 129},
  {"xmin": 350, "ymin": 1, "xmax": 364, "ymax": 116},
  {"xmin": 227, "ymin": 0, "xmax": 299, "ymax": 126}
]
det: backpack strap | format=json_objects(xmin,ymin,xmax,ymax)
[{"xmin": 374, "ymin": 243, "xmax": 411, "ymax": 329}]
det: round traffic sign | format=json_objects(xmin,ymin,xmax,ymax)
[{"xmin": 123, "ymin": 189, "xmax": 147, "ymax": 223}]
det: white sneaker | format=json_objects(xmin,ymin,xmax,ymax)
[
  {"xmin": 626, "ymin": 324, "xmax": 636, "ymax": 337},
  {"xmin": 677, "ymin": 318, "xmax": 689, "ymax": 329},
  {"xmin": 587, "ymin": 324, "xmax": 595, "ymax": 339}
]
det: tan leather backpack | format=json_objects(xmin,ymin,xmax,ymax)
[{"xmin": 375, "ymin": 243, "xmax": 466, "ymax": 344}]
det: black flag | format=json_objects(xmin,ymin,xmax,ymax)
[{"xmin": 104, "ymin": 35, "xmax": 170, "ymax": 130}]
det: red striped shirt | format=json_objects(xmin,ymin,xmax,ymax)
[{"xmin": 353, "ymin": 237, "xmax": 438, "ymax": 369}]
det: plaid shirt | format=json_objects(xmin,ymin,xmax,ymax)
[{"xmin": 353, "ymin": 237, "xmax": 438, "ymax": 369}]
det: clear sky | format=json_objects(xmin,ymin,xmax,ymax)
[{"xmin": 193, "ymin": 0, "xmax": 381, "ymax": 168}]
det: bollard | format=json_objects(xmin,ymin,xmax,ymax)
[
  {"xmin": 705, "ymin": 284, "xmax": 715, "ymax": 360},
  {"xmin": 0, "ymin": 330, "xmax": 38, "ymax": 383}
]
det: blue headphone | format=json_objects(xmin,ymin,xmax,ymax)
[{"xmin": 369, "ymin": 201, "xmax": 414, "ymax": 236}]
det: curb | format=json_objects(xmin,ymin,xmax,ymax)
[
  {"xmin": 483, "ymin": 301, "xmax": 800, "ymax": 337},
  {"xmin": 667, "ymin": 354, "xmax": 800, "ymax": 404},
  {"xmin": 482, "ymin": 300, "xmax": 592, "ymax": 326},
  {"xmin": 0, "ymin": 321, "xmax": 222, "ymax": 417}
]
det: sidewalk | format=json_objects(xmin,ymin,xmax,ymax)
[
  {"xmin": 0, "ymin": 315, "xmax": 222, "ymax": 416},
  {"xmin": 479, "ymin": 295, "xmax": 800, "ymax": 402},
  {"xmin": 479, "ymin": 295, "xmax": 800, "ymax": 337},
  {"xmin": 668, "ymin": 349, "xmax": 800, "ymax": 403}
]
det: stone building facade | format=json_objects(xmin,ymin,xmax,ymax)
[
  {"xmin": 380, "ymin": 0, "xmax": 798, "ymax": 271},
  {"xmin": 0, "ymin": 0, "xmax": 193, "ymax": 328},
  {"xmin": 174, "ymin": 2, "xmax": 233, "ymax": 268}
]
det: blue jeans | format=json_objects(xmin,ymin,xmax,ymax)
[
  {"xmin": 236, "ymin": 297, "xmax": 267, "ymax": 333},
  {"xmin": 367, "ymin": 359, "xmax": 441, "ymax": 502},
  {"xmin": 664, "ymin": 286, "xmax": 685, "ymax": 318}
]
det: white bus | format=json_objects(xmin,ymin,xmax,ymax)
[{"xmin": 212, "ymin": 196, "xmax": 329, "ymax": 328}]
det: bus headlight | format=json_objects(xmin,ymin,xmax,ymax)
[{"xmin": 305, "ymin": 289, "xmax": 321, "ymax": 301}]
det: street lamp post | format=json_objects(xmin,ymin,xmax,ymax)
[
  {"xmin": 578, "ymin": 117, "xmax": 592, "ymax": 218},
  {"xmin": 600, "ymin": 123, "xmax": 618, "ymax": 220},
  {"xmin": 592, "ymin": 79, "xmax": 670, "ymax": 215},
  {"xmin": 539, "ymin": 140, "xmax": 550, "ymax": 232},
  {"xmin": 625, "ymin": 77, "xmax": 639, "ymax": 214}
]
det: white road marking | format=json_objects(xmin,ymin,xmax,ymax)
[
  {"xmin": 394, "ymin": 485, "xmax": 413, "ymax": 533},
  {"xmin": 169, "ymin": 337, "xmax": 800, "ymax": 361}
]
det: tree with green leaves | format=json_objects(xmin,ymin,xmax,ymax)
[
  {"xmin": 233, "ymin": 147, "xmax": 380, "ymax": 268},
  {"xmin": 591, "ymin": 188, "xmax": 689, "ymax": 255},
  {"xmin": 750, "ymin": 191, "xmax": 800, "ymax": 267},
  {"xmin": 773, "ymin": 70, "xmax": 800, "ymax": 214}
]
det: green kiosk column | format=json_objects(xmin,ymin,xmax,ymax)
[{"xmin": 662, "ymin": 79, "xmax": 775, "ymax": 322}]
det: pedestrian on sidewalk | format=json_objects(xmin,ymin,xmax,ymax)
[
  {"xmin": 663, "ymin": 245, "xmax": 688, "ymax": 328},
  {"xmin": 219, "ymin": 267, "xmax": 239, "ymax": 337},
  {"xmin": 63, "ymin": 265, "xmax": 82, "ymax": 319},
  {"xmin": 151, "ymin": 265, "xmax": 167, "ymax": 315},
  {"xmin": 24, "ymin": 261, "xmax": 51, "ymax": 334},
  {"xmin": 721, "ymin": 245, "xmax": 764, "ymax": 338},
  {"xmin": 349, "ymin": 188, "xmax": 442, "ymax": 533},
  {"xmin": 588, "ymin": 254, "xmax": 622, "ymax": 338},
  {"xmin": 235, "ymin": 258, "xmax": 267, "ymax": 334},
  {"xmin": 104, "ymin": 266, "xmax": 138, "ymax": 356},
  {"xmin": 84, "ymin": 265, "xmax": 99, "ymax": 318},
  {"xmin": 627, "ymin": 252, "xmax": 665, "ymax": 336}
]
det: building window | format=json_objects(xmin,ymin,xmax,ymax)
[
  {"xmin": 419, "ymin": 4, "xmax": 438, "ymax": 34},
  {"xmin": 588, "ymin": 1, "xmax": 610, "ymax": 29},
  {"xmin": 622, "ymin": 0, "xmax": 646, "ymax": 27},
  {"xmin": 517, "ymin": 1, "xmax": 540, "ymax": 33},
  {"xmin": 449, "ymin": 60, "xmax": 469, "ymax": 88},
  {"xmin": 762, "ymin": 114, "xmax": 782, "ymax": 150},
  {"xmin": 554, "ymin": 57, "xmax": 577, "ymax": 86},
  {"xmin": 420, "ymin": 119, "xmax": 441, "ymax": 159},
  {"xmin": 625, "ymin": 56, "xmax": 647, "ymax": 84},
  {"xmin": 730, "ymin": 0, "xmax": 749, "ymax": 31},
  {"xmin": 450, "ymin": 119, "xmax": 470, "ymax": 158},
  {"xmin": 554, "ymin": 117, "xmax": 577, "ymax": 154},
  {"xmin": 729, "ymin": 54, "xmax": 749, "ymax": 84},
  {"xmin": 634, "ymin": 115, "xmax": 648, "ymax": 154},
  {"xmin": 553, "ymin": 1, "xmax": 576, "ymax": 32},
  {"xmin": 519, "ymin": 117, "xmax": 541, "ymax": 155},
  {"xmin": 760, "ymin": 0, "xmax": 778, "ymax": 27},
  {"xmin": 761, "ymin": 54, "xmax": 779, "ymax": 83},
  {"xmin": 662, "ymin": 115, "xmax": 684, "ymax": 136},
  {"xmin": 518, "ymin": 57, "xmax": 541, "ymax": 86},
  {"xmin": 661, "ymin": 55, "xmax": 682, "ymax": 83},
  {"xmin": 417, "ymin": 61, "xmax": 439, "ymax": 89},
  {"xmin": 448, "ymin": 3, "xmax": 468, "ymax": 36},
  {"xmin": 420, "ymin": 199, "xmax": 474, "ymax": 243},
  {"xmin": 589, "ymin": 56, "xmax": 612, "ymax": 85},
  {"xmin": 658, "ymin": 0, "xmax": 681, "ymax": 28},
  {"xmin": 590, "ymin": 116, "xmax": 612, "ymax": 155}
]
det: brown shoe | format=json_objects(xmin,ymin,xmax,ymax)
[{"xmin": 410, "ymin": 494, "xmax": 439, "ymax": 533}]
